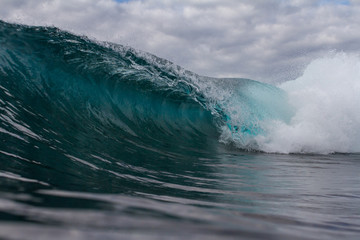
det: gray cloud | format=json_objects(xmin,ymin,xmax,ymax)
[{"xmin": 1, "ymin": 0, "xmax": 359, "ymax": 83}]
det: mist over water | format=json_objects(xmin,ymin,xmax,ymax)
[{"xmin": 0, "ymin": 21, "xmax": 359, "ymax": 240}]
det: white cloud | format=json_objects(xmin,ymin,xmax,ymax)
[{"xmin": 1, "ymin": 0, "xmax": 360, "ymax": 83}]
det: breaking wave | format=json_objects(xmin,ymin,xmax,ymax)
[{"xmin": 0, "ymin": 20, "xmax": 359, "ymax": 161}]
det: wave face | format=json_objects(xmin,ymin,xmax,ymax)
[{"xmin": 0, "ymin": 19, "xmax": 291, "ymax": 160}]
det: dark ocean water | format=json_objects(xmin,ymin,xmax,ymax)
[{"xmin": 0, "ymin": 21, "xmax": 359, "ymax": 239}]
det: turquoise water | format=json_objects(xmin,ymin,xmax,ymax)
[{"xmin": 0, "ymin": 21, "xmax": 359, "ymax": 239}]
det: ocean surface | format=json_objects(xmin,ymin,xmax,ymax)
[{"xmin": 0, "ymin": 20, "xmax": 359, "ymax": 239}]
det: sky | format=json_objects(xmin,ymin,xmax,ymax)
[{"xmin": 0, "ymin": 0, "xmax": 359, "ymax": 83}]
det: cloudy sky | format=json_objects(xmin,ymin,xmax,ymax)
[{"xmin": 0, "ymin": 0, "xmax": 359, "ymax": 83}]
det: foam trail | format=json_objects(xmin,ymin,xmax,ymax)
[{"xmin": 256, "ymin": 53, "xmax": 360, "ymax": 154}]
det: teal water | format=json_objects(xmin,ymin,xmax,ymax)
[{"xmin": 0, "ymin": 21, "xmax": 359, "ymax": 239}]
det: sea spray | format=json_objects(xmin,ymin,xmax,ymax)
[{"xmin": 256, "ymin": 53, "xmax": 360, "ymax": 153}]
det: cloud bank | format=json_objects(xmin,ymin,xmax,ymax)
[{"xmin": 1, "ymin": 0, "xmax": 359, "ymax": 82}]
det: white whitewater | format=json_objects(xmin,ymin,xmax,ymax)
[{"xmin": 257, "ymin": 53, "xmax": 360, "ymax": 154}]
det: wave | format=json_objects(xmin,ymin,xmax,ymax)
[{"xmin": 0, "ymin": 20, "xmax": 359, "ymax": 157}]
